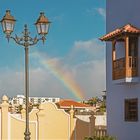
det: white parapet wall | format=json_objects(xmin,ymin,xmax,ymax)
[{"xmin": 94, "ymin": 113, "xmax": 106, "ymax": 126}]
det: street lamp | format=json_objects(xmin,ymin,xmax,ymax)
[{"xmin": 1, "ymin": 10, "xmax": 50, "ymax": 140}]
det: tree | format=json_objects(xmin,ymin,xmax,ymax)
[{"xmin": 98, "ymin": 99, "xmax": 106, "ymax": 112}]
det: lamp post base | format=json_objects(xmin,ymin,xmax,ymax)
[{"xmin": 24, "ymin": 131, "xmax": 31, "ymax": 140}]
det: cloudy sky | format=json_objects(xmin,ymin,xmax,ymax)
[{"xmin": 0, "ymin": 0, "xmax": 106, "ymax": 101}]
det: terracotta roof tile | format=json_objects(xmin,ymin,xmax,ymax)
[
  {"xmin": 100, "ymin": 24, "xmax": 140, "ymax": 41},
  {"xmin": 57, "ymin": 100, "xmax": 90, "ymax": 108}
]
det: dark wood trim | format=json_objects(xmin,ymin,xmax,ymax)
[{"xmin": 125, "ymin": 36, "xmax": 129, "ymax": 77}]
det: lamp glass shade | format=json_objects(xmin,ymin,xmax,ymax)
[
  {"xmin": 36, "ymin": 23, "xmax": 50, "ymax": 35},
  {"xmin": 35, "ymin": 12, "xmax": 50, "ymax": 35},
  {"xmin": 1, "ymin": 21, "xmax": 6, "ymax": 32},
  {"xmin": 1, "ymin": 10, "xmax": 16, "ymax": 34},
  {"xmin": 2, "ymin": 20, "xmax": 15, "ymax": 34},
  {"xmin": 36, "ymin": 24, "xmax": 41, "ymax": 34}
]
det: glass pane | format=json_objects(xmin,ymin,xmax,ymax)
[
  {"xmin": 45, "ymin": 24, "xmax": 49, "ymax": 34},
  {"xmin": 40, "ymin": 23, "xmax": 46, "ymax": 34},
  {"xmin": 6, "ymin": 22, "xmax": 13, "ymax": 31},
  {"xmin": 11, "ymin": 23, "xmax": 14, "ymax": 31},
  {"xmin": 2, "ymin": 21, "xmax": 6, "ymax": 32},
  {"xmin": 40, "ymin": 23, "xmax": 49, "ymax": 34},
  {"xmin": 36, "ymin": 24, "xmax": 41, "ymax": 34}
]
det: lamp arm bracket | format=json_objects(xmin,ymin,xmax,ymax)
[
  {"xmin": 6, "ymin": 34, "xmax": 46, "ymax": 47},
  {"xmin": 9, "ymin": 35, "xmax": 25, "ymax": 46},
  {"xmin": 28, "ymin": 35, "xmax": 46, "ymax": 46},
  {"xmin": 38, "ymin": 35, "xmax": 46, "ymax": 44}
]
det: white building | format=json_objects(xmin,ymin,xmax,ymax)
[
  {"xmin": 100, "ymin": 0, "xmax": 140, "ymax": 140},
  {"xmin": 29, "ymin": 96, "xmax": 60, "ymax": 105},
  {"xmin": 10, "ymin": 95, "xmax": 60, "ymax": 106},
  {"xmin": 10, "ymin": 95, "xmax": 25, "ymax": 105}
]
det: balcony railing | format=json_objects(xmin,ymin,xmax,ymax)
[
  {"xmin": 113, "ymin": 56, "xmax": 138, "ymax": 80},
  {"xmin": 113, "ymin": 57, "xmax": 125, "ymax": 80},
  {"xmin": 94, "ymin": 126, "xmax": 107, "ymax": 137}
]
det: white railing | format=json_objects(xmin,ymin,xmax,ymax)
[{"xmin": 94, "ymin": 126, "xmax": 107, "ymax": 137}]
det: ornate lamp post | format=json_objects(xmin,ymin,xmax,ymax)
[{"xmin": 1, "ymin": 10, "xmax": 50, "ymax": 140}]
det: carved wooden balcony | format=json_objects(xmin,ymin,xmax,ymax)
[
  {"xmin": 100, "ymin": 24, "xmax": 140, "ymax": 83},
  {"xmin": 113, "ymin": 57, "xmax": 138, "ymax": 80}
]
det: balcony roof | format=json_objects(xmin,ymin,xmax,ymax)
[{"xmin": 100, "ymin": 24, "xmax": 140, "ymax": 41}]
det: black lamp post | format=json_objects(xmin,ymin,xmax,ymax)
[{"xmin": 1, "ymin": 10, "xmax": 50, "ymax": 140}]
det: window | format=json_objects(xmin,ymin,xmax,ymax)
[
  {"xmin": 129, "ymin": 37, "xmax": 138, "ymax": 57},
  {"xmin": 125, "ymin": 98, "xmax": 138, "ymax": 121},
  {"xmin": 38, "ymin": 99, "xmax": 41, "ymax": 104},
  {"xmin": 52, "ymin": 99, "xmax": 56, "ymax": 102}
]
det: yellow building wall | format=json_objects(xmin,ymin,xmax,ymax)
[
  {"xmin": 37, "ymin": 103, "xmax": 70, "ymax": 140},
  {"xmin": 0, "ymin": 95, "xmax": 95, "ymax": 140},
  {"xmin": 10, "ymin": 115, "xmax": 37, "ymax": 140}
]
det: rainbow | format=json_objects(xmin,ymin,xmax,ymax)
[{"xmin": 32, "ymin": 52, "xmax": 85, "ymax": 101}]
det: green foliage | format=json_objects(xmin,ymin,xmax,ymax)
[
  {"xmin": 99, "ymin": 100, "xmax": 106, "ymax": 112},
  {"xmin": 83, "ymin": 96, "xmax": 106, "ymax": 112},
  {"xmin": 83, "ymin": 97, "xmax": 101, "ymax": 106},
  {"xmin": 84, "ymin": 137, "xmax": 93, "ymax": 140},
  {"xmin": 84, "ymin": 136, "xmax": 116, "ymax": 140},
  {"xmin": 94, "ymin": 136, "xmax": 116, "ymax": 140}
]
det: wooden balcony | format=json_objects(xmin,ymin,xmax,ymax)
[{"xmin": 113, "ymin": 57, "xmax": 138, "ymax": 80}]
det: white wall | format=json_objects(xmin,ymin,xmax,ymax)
[
  {"xmin": 95, "ymin": 114, "xmax": 106, "ymax": 126},
  {"xmin": 106, "ymin": 0, "xmax": 140, "ymax": 140}
]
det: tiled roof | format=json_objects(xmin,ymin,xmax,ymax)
[
  {"xmin": 100, "ymin": 24, "xmax": 140, "ymax": 41},
  {"xmin": 57, "ymin": 100, "xmax": 90, "ymax": 108}
]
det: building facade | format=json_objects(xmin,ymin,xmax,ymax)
[
  {"xmin": 10, "ymin": 95, "xmax": 60, "ymax": 106},
  {"xmin": 0, "ymin": 95, "xmax": 95, "ymax": 140},
  {"xmin": 100, "ymin": 0, "xmax": 140, "ymax": 139}
]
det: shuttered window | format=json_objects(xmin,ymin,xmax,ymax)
[{"xmin": 125, "ymin": 98, "xmax": 138, "ymax": 121}]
